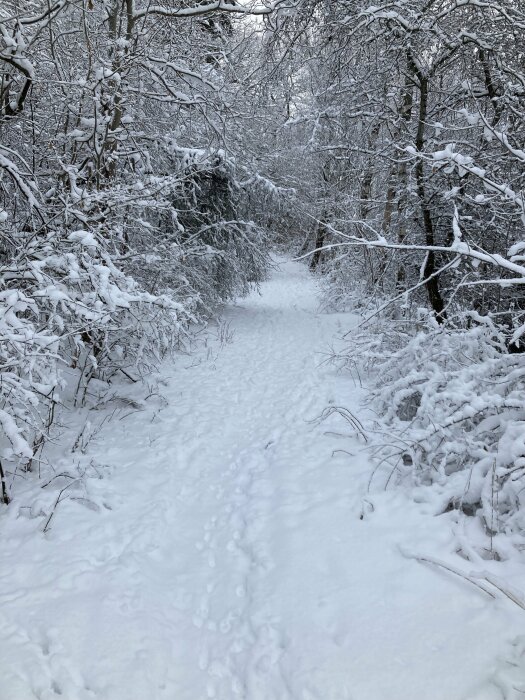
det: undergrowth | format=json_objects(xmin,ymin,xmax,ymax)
[{"xmin": 333, "ymin": 304, "xmax": 525, "ymax": 561}]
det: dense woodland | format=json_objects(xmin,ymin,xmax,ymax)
[{"xmin": 2, "ymin": 0, "xmax": 525, "ymax": 551}]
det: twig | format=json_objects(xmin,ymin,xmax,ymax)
[
  {"xmin": 399, "ymin": 549, "xmax": 496, "ymax": 599},
  {"xmin": 42, "ymin": 479, "xmax": 81, "ymax": 533},
  {"xmin": 0, "ymin": 460, "xmax": 10, "ymax": 505}
]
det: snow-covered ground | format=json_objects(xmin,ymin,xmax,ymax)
[{"xmin": 1, "ymin": 258, "xmax": 524, "ymax": 700}]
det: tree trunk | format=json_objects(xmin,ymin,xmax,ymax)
[
  {"xmin": 310, "ymin": 218, "xmax": 327, "ymax": 270},
  {"xmin": 412, "ymin": 66, "xmax": 446, "ymax": 322}
]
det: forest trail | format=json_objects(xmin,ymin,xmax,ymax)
[{"xmin": 0, "ymin": 258, "xmax": 522, "ymax": 700}]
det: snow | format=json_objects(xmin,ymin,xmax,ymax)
[{"xmin": 0, "ymin": 258, "xmax": 524, "ymax": 700}]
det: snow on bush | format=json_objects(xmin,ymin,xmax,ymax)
[
  {"xmin": 0, "ymin": 227, "xmax": 188, "ymax": 502},
  {"xmin": 0, "ymin": 0, "xmax": 274, "ymax": 510},
  {"xmin": 0, "ymin": 104, "xmax": 274, "ymax": 506},
  {"xmin": 339, "ymin": 310, "xmax": 525, "ymax": 558},
  {"xmin": 127, "ymin": 146, "xmax": 270, "ymax": 316}
]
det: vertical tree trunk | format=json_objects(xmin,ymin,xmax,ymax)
[
  {"xmin": 359, "ymin": 122, "xmax": 381, "ymax": 285},
  {"xmin": 310, "ymin": 218, "xmax": 327, "ymax": 270},
  {"xmin": 411, "ymin": 63, "xmax": 446, "ymax": 322},
  {"xmin": 394, "ymin": 67, "xmax": 414, "ymax": 291},
  {"xmin": 0, "ymin": 460, "xmax": 9, "ymax": 505}
]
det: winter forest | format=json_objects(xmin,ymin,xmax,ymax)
[{"xmin": 2, "ymin": 0, "xmax": 525, "ymax": 697}]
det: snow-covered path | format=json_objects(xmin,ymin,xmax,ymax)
[{"xmin": 0, "ymin": 259, "xmax": 523, "ymax": 700}]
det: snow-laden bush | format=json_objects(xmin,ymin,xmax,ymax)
[
  {"xmin": 340, "ymin": 310, "xmax": 525, "ymax": 555},
  {"xmin": 0, "ymin": 0, "xmax": 276, "ymax": 510},
  {"xmin": 126, "ymin": 146, "xmax": 270, "ymax": 316},
  {"xmin": 319, "ymin": 257, "xmax": 371, "ymax": 312},
  {"xmin": 0, "ymin": 227, "xmax": 190, "ymax": 502},
  {"xmin": 0, "ymin": 287, "xmax": 59, "ymax": 500},
  {"xmin": 0, "ymin": 143, "xmax": 271, "ymax": 505}
]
